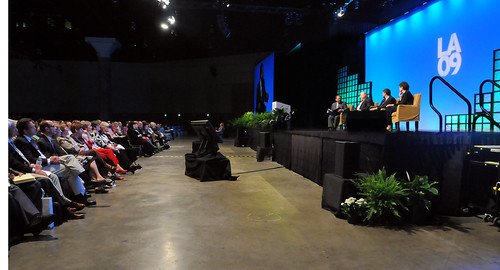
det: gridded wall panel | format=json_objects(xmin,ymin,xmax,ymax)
[
  {"xmin": 336, "ymin": 66, "xmax": 372, "ymax": 107},
  {"xmin": 445, "ymin": 49, "xmax": 500, "ymax": 132}
]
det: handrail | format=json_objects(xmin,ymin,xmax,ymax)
[
  {"xmin": 474, "ymin": 79, "xmax": 500, "ymax": 131},
  {"xmin": 429, "ymin": 76, "xmax": 472, "ymax": 132}
]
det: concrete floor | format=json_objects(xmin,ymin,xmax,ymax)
[{"xmin": 8, "ymin": 137, "xmax": 500, "ymax": 270}]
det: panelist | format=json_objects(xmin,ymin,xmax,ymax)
[
  {"xmin": 355, "ymin": 91, "xmax": 374, "ymax": 111},
  {"xmin": 385, "ymin": 81, "xmax": 414, "ymax": 131},
  {"xmin": 370, "ymin": 88, "xmax": 396, "ymax": 111},
  {"xmin": 326, "ymin": 95, "xmax": 347, "ymax": 131}
]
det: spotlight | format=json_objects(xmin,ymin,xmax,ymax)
[
  {"xmin": 337, "ymin": 7, "xmax": 345, "ymax": 17},
  {"xmin": 161, "ymin": 23, "xmax": 169, "ymax": 29},
  {"xmin": 168, "ymin": 16, "xmax": 175, "ymax": 25}
]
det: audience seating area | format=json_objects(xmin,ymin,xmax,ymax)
[{"xmin": 8, "ymin": 118, "xmax": 177, "ymax": 246}]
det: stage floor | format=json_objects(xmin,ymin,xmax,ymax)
[{"xmin": 8, "ymin": 137, "xmax": 500, "ymax": 270}]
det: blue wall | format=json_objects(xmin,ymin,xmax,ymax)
[{"xmin": 366, "ymin": 0, "xmax": 500, "ymax": 131}]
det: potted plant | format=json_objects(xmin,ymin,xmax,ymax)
[
  {"xmin": 403, "ymin": 173, "xmax": 439, "ymax": 224},
  {"xmin": 341, "ymin": 197, "xmax": 368, "ymax": 225},
  {"xmin": 230, "ymin": 112, "xmax": 254, "ymax": 146},
  {"xmin": 352, "ymin": 168, "xmax": 409, "ymax": 225}
]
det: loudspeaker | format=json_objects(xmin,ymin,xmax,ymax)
[
  {"xmin": 259, "ymin": 132, "xmax": 271, "ymax": 148},
  {"xmin": 256, "ymin": 146, "xmax": 273, "ymax": 162},
  {"xmin": 334, "ymin": 141, "xmax": 360, "ymax": 178},
  {"xmin": 321, "ymin": 173, "xmax": 357, "ymax": 217}
]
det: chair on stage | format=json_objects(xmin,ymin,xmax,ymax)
[
  {"xmin": 339, "ymin": 105, "xmax": 354, "ymax": 130},
  {"xmin": 391, "ymin": 93, "xmax": 422, "ymax": 132}
]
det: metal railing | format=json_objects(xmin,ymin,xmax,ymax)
[
  {"xmin": 429, "ymin": 76, "xmax": 472, "ymax": 132},
  {"xmin": 473, "ymin": 79, "xmax": 500, "ymax": 131}
]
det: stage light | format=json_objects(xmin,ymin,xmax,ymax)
[
  {"xmin": 168, "ymin": 16, "xmax": 175, "ymax": 25},
  {"xmin": 161, "ymin": 23, "xmax": 169, "ymax": 29},
  {"xmin": 158, "ymin": 0, "xmax": 170, "ymax": 9},
  {"xmin": 206, "ymin": 114, "xmax": 210, "ymax": 117},
  {"xmin": 178, "ymin": 114, "xmax": 181, "ymax": 117},
  {"xmin": 337, "ymin": 8, "xmax": 345, "ymax": 17}
]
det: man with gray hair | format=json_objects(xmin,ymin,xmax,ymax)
[{"xmin": 355, "ymin": 91, "xmax": 374, "ymax": 111}]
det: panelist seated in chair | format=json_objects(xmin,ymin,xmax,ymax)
[
  {"xmin": 326, "ymin": 95, "xmax": 348, "ymax": 131},
  {"xmin": 370, "ymin": 88, "xmax": 396, "ymax": 111},
  {"xmin": 355, "ymin": 91, "xmax": 374, "ymax": 111},
  {"xmin": 385, "ymin": 81, "xmax": 414, "ymax": 131}
]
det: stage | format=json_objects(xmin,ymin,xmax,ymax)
[{"xmin": 246, "ymin": 129, "xmax": 500, "ymax": 215}]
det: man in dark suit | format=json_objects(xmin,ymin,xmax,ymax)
[
  {"xmin": 371, "ymin": 88, "xmax": 397, "ymax": 110},
  {"xmin": 385, "ymin": 81, "xmax": 414, "ymax": 131},
  {"xmin": 14, "ymin": 118, "xmax": 95, "ymax": 205},
  {"xmin": 327, "ymin": 95, "xmax": 348, "ymax": 131},
  {"xmin": 127, "ymin": 121, "xmax": 157, "ymax": 156},
  {"xmin": 355, "ymin": 91, "xmax": 374, "ymax": 111},
  {"xmin": 255, "ymin": 63, "xmax": 268, "ymax": 113}
]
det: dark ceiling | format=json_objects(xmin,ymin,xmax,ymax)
[{"xmin": 9, "ymin": 0, "xmax": 430, "ymax": 62}]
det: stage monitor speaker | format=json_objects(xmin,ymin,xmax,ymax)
[
  {"xmin": 321, "ymin": 173, "xmax": 357, "ymax": 217},
  {"xmin": 259, "ymin": 132, "xmax": 271, "ymax": 148},
  {"xmin": 334, "ymin": 141, "xmax": 360, "ymax": 178}
]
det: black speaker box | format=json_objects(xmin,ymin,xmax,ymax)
[
  {"xmin": 334, "ymin": 141, "xmax": 360, "ymax": 178},
  {"xmin": 321, "ymin": 173, "xmax": 357, "ymax": 217},
  {"xmin": 259, "ymin": 132, "xmax": 271, "ymax": 148}
]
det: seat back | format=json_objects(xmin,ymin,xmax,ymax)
[{"xmin": 413, "ymin": 93, "xmax": 422, "ymax": 108}]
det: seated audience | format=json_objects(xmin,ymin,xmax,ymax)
[
  {"xmin": 14, "ymin": 118, "xmax": 96, "ymax": 206},
  {"xmin": 127, "ymin": 121, "xmax": 157, "ymax": 157}
]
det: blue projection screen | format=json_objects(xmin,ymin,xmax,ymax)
[
  {"xmin": 254, "ymin": 52, "xmax": 274, "ymax": 113},
  {"xmin": 366, "ymin": 0, "xmax": 500, "ymax": 131}
]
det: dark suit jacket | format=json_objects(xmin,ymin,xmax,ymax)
[
  {"xmin": 14, "ymin": 136, "xmax": 48, "ymax": 166},
  {"xmin": 37, "ymin": 134, "xmax": 59, "ymax": 158},
  {"xmin": 256, "ymin": 77, "xmax": 268, "ymax": 113},
  {"xmin": 127, "ymin": 128, "xmax": 144, "ymax": 145},
  {"xmin": 378, "ymin": 96, "xmax": 397, "ymax": 109},
  {"xmin": 330, "ymin": 101, "xmax": 348, "ymax": 116},
  {"xmin": 397, "ymin": 91, "xmax": 414, "ymax": 106},
  {"xmin": 9, "ymin": 143, "xmax": 33, "ymax": 173},
  {"xmin": 357, "ymin": 97, "xmax": 374, "ymax": 111}
]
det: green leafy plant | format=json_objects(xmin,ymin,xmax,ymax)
[
  {"xmin": 229, "ymin": 108, "xmax": 292, "ymax": 130},
  {"xmin": 352, "ymin": 169, "xmax": 409, "ymax": 224},
  {"xmin": 229, "ymin": 112, "xmax": 255, "ymax": 128},
  {"xmin": 404, "ymin": 174, "xmax": 439, "ymax": 211}
]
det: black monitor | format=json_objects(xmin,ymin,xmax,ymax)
[{"xmin": 191, "ymin": 120, "xmax": 223, "ymax": 157}]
